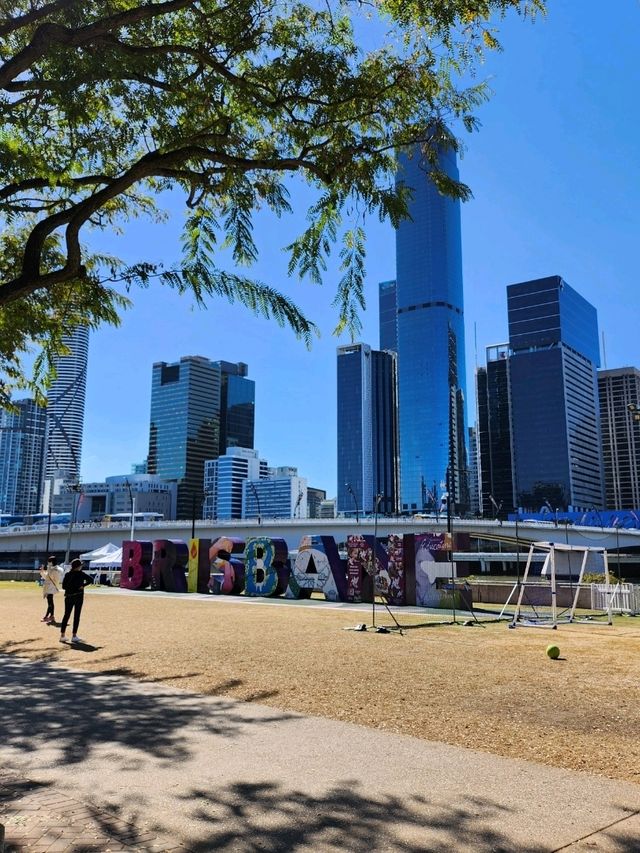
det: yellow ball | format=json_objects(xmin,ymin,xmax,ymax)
[{"xmin": 546, "ymin": 644, "xmax": 560, "ymax": 659}]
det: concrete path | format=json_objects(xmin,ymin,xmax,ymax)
[{"xmin": 1, "ymin": 655, "xmax": 639, "ymax": 852}]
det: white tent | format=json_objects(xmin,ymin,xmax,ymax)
[
  {"xmin": 89, "ymin": 547, "xmax": 122, "ymax": 568},
  {"xmin": 79, "ymin": 542, "xmax": 120, "ymax": 562}
]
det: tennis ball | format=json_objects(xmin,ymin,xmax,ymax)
[{"xmin": 546, "ymin": 644, "xmax": 560, "ymax": 660}]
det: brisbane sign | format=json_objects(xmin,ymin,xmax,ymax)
[{"xmin": 119, "ymin": 531, "xmax": 469, "ymax": 607}]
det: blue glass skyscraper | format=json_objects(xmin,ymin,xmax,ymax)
[
  {"xmin": 507, "ymin": 276, "xmax": 604, "ymax": 510},
  {"xmin": 392, "ymin": 142, "xmax": 468, "ymax": 513}
]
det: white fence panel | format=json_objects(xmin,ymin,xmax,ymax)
[{"xmin": 591, "ymin": 583, "xmax": 639, "ymax": 614}]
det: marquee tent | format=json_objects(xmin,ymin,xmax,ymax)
[
  {"xmin": 79, "ymin": 543, "xmax": 120, "ymax": 562},
  {"xmin": 89, "ymin": 547, "xmax": 122, "ymax": 568}
]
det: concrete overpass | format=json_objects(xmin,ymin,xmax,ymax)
[{"xmin": 1, "ymin": 516, "xmax": 639, "ymax": 569}]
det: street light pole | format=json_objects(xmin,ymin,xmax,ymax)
[
  {"xmin": 345, "ymin": 482, "xmax": 359, "ymax": 523},
  {"xmin": 371, "ymin": 493, "xmax": 383, "ymax": 628},
  {"xmin": 248, "ymin": 481, "xmax": 261, "ymax": 525},
  {"xmin": 124, "ymin": 479, "xmax": 135, "ymax": 541},
  {"xmin": 64, "ymin": 482, "xmax": 81, "ymax": 566}
]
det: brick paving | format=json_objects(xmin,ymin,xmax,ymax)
[{"xmin": 0, "ymin": 771, "xmax": 187, "ymax": 853}]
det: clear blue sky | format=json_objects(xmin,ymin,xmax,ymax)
[{"xmin": 79, "ymin": 2, "xmax": 640, "ymax": 497}]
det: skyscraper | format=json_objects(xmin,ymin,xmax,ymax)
[
  {"xmin": 393, "ymin": 142, "xmax": 468, "ymax": 514},
  {"xmin": 336, "ymin": 343, "xmax": 399, "ymax": 516},
  {"xmin": 507, "ymin": 276, "xmax": 603, "ymax": 510},
  {"xmin": 204, "ymin": 446, "xmax": 265, "ymax": 520},
  {"xmin": 378, "ymin": 279, "xmax": 398, "ymax": 352},
  {"xmin": 476, "ymin": 344, "xmax": 515, "ymax": 517},
  {"xmin": 44, "ymin": 325, "xmax": 89, "ymax": 485},
  {"xmin": 147, "ymin": 356, "xmax": 221, "ymax": 519},
  {"xmin": 214, "ymin": 360, "xmax": 255, "ymax": 455},
  {"xmin": 598, "ymin": 367, "xmax": 640, "ymax": 509},
  {"xmin": 0, "ymin": 398, "xmax": 47, "ymax": 514}
]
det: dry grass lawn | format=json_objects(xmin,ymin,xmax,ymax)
[{"xmin": 2, "ymin": 584, "xmax": 640, "ymax": 785}]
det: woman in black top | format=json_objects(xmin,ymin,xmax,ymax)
[{"xmin": 59, "ymin": 559, "xmax": 93, "ymax": 644}]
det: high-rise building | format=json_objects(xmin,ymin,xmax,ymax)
[
  {"xmin": 214, "ymin": 361, "xmax": 255, "ymax": 455},
  {"xmin": 371, "ymin": 349, "xmax": 400, "ymax": 515},
  {"xmin": 476, "ymin": 344, "xmax": 515, "ymax": 517},
  {"xmin": 44, "ymin": 325, "xmax": 89, "ymax": 487},
  {"xmin": 243, "ymin": 467, "xmax": 308, "ymax": 520},
  {"xmin": 467, "ymin": 426, "xmax": 480, "ymax": 517},
  {"xmin": 378, "ymin": 279, "xmax": 398, "ymax": 352},
  {"xmin": 598, "ymin": 367, "xmax": 640, "ymax": 509},
  {"xmin": 203, "ymin": 446, "xmax": 266, "ymax": 520},
  {"xmin": 0, "ymin": 398, "xmax": 47, "ymax": 514},
  {"xmin": 307, "ymin": 486, "xmax": 327, "ymax": 518},
  {"xmin": 393, "ymin": 142, "xmax": 468, "ymax": 514},
  {"xmin": 507, "ymin": 276, "xmax": 603, "ymax": 510},
  {"xmin": 147, "ymin": 356, "xmax": 221, "ymax": 519},
  {"xmin": 336, "ymin": 343, "xmax": 399, "ymax": 516}
]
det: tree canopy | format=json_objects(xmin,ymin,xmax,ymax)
[{"xmin": 0, "ymin": 0, "xmax": 544, "ymax": 405}]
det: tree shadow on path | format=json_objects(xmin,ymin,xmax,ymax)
[{"xmin": 0, "ymin": 652, "xmax": 291, "ymax": 769}]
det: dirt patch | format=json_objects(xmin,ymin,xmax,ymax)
[{"xmin": 3, "ymin": 586, "xmax": 640, "ymax": 784}]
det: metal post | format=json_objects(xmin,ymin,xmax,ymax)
[
  {"xmin": 249, "ymin": 482, "xmax": 261, "ymax": 525},
  {"xmin": 345, "ymin": 483, "xmax": 359, "ymax": 523},
  {"xmin": 447, "ymin": 466, "xmax": 456, "ymax": 624},
  {"xmin": 371, "ymin": 493, "xmax": 383, "ymax": 628},
  {"xmin": 64, "ymin": 483, "xmax": 80, "ymax": 566}
]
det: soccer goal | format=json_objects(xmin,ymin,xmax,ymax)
[{"xmin": 500, "ymin": 541, "xmax": 614, "ymax": 628}]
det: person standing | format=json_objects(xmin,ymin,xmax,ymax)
[
  {"xmin": 40, "ymin": 556, "xmax": 62, "ymax": 623},
  {"xmin": 59, "ymin": 559, "xmax": 93, "ymax": 644}
]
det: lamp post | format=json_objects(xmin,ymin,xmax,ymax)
[
  {"xmin": 124, "ymin": 479, "xmax": 136, "ymax": 541},
  {"xmin": 345, "ymin": 482, "xmax": 359, "ymax": 523},
  {"xmin": 64, "ymin": 481, "xmax": 82, "ymax": 566},
  {"xmin": 248, "ymin": 481, "xmax": 261, "ymax": 525},
  {"xmin": 191, "ymin": 488, "xmax": 212, "ymax": 539},
  {"xmin": 371, "ymin": 493, "xmax": 383, "ymax": 628},
  {"xmin": 294, "ymin": 487, "xmax": 304, "ymax": 519}
]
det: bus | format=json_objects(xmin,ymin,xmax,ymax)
[
  {"xmin": 0, "ymin": 514, "xmax": 24, "ymax": 527},
  {"xmin": 102, "ymin": 512, "xmax": 164, "ymax": 524}
]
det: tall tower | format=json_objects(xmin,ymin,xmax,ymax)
[
  {"xmin": 0, "ymin": 398, "xmax": 47, "ymax": 514},
  {"xmin": 336, "ymin": 343, "xmax": 399, "ymax": 516},
  {"xmin": 598, "ymin": 367, "xmax": 640, "ymax": 509},
  {"xmin": 44, "ymin": 325, "xmax": 89, "ymax": 486},
  {"xmin": 147, "ymin": 356, "xmax": 220, "ymax": 519},
  {"xmin": 508, "ymin": 276, "xmax": 603, "ymax": 510},
  {"xmin": 394, "ymin": 142, "xmax": 468, "ymax": 514},
  {"xmin": 214, "ymin": 360, "xmax": 255, "ymax": 455}
]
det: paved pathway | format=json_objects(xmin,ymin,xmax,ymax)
[{"xmin": 1, "ymin": 655, "xmax": 639, "ymax": 852}]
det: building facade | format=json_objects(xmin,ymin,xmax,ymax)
[
  {"xmin": 337, "ymin": 343, "xmax": 399, "ymax": 517},
  {"xmin": 0, "ymin": 398, "xmax": 47, "ymax": 515},
  {"xmin": 215, "ymin": 361, "xmax": 255, "ymax": 455},
  {"xmin": 476, "ymin": 344, "xmax": 516, "ymax": 517},
  {"xmin": 204, "ymin": 447, "xmax": 266, "ymax": 521},
  {"xmin": 53, "ymin": 474, "xmax": 176, "ymax": 521},
  {"xmin": 393, "ymin": 142, "xmax": 468, "ymax": 514},
  {"xmin": 243, "ymin": 468, "xmax": 308, "ymax": 520},
  {"xmin": 306, "ymin": 486, "xmax": 327, "ymax": 518},
  {"xmin": 507, "ymin": 276, "xmax": 604, "ymax": 510},
  {"xmin": 598, "ymin": 367, "xmax": 640, "ymax": 509},
  {"xmin": 378, "ymin": 279, "xmax": 398, "ymax": 352},
  {"xmin": 147, "ymin": 356, "xmax": 221, "ymax": 519},
  {"xmin": 43, "ymin": 325, "xmax": 89, "ymax": 489}
]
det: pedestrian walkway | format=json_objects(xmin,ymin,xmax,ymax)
[
  {"xmin": 0, "ymin": 770, "xmax": 186, "ymax": 852},
  {"xmin": 1, "ymin": 655, "xmax": 639, "ymax": 852}
]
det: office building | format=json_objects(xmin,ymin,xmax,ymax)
[
  {"xmin": 379, "ymin": 280, "xmax": 398, "ymax": 352},
  {"xmin": 243, "ymin": 467, "xmax": 308, "ymax": 520},
  {"xmin": 337, "ymin": 343, "xmax": 399, "ymax": 516},
  {"xmin": 0, "ymin": 398, "xmax": 47, "ymax": 515},
  {"xmin": 476, "ymin": 344, "xmax": 516, "ymax": 517},
  {"xmin": 203, "ymin": 447, "xmax": 267, "ymax": 520},
  {"xmin": 52, "ymin": 474, "xmax": 176, "ymax": 521},
  {"xmin": 43, "ymin": 325, "xmax": 89, "ymax": 487},
  {"xmin": 147, "ymin": 356, "xmax": 221, "ymax": 519},
  {"xmin": 598, "ymin": 367, "xmax": 640, "ymax": 509},
  {"xmin": 307, "ymin": 486, "xmax": 327, "ymax": 518},
  {"xmin": 215, "ymin": 361, "xmax": 255, "ymax": 455},
  {"xmin": 467, "ymin": 426, "xmax": 480, "ymax": 516},
  {"xmin": 393, "ymin": 141, "xmax": 468, "ymax": 514},
  {"xmin": 508, "ymin": 276, "xmax": 603, "ymax": 510}
]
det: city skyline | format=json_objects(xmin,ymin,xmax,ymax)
[{"xmin": 18, "ymin": 3, "xmax": 638, "ymax": 499}]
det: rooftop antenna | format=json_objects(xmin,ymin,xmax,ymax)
[{"xmin": 474, "ymin": 321, "xmax": 478, "ymax": 370}]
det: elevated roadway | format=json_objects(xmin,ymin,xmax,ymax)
[{"xmin": 1, "ymin": 516, "xmax": 639, "ymax": 568}]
